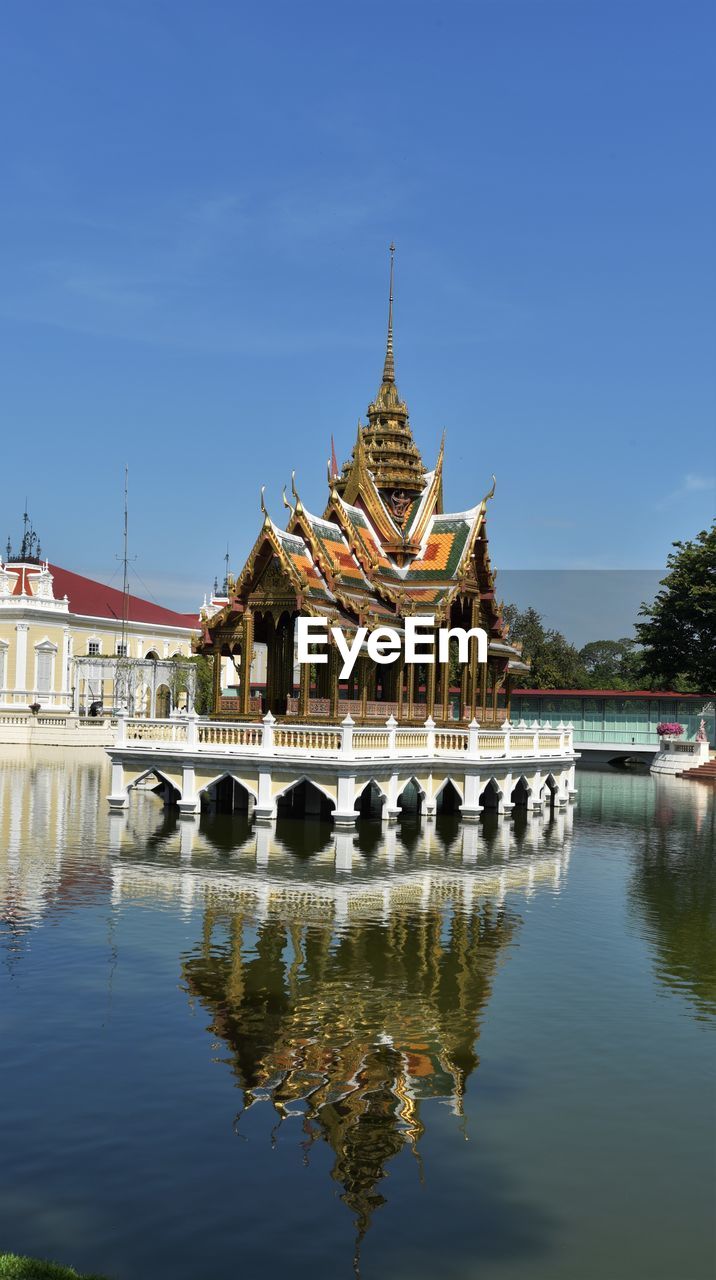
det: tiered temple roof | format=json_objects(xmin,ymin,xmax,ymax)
[{"xmin": 200, "ymin": 249, "xmax": 527, "ymax": 718}]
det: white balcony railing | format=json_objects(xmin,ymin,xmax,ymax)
[{"xmin": 115, "ymin": 712, "xmax": 574, "ymax": 762}]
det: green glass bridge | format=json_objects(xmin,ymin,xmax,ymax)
[{"xmin": 511, "ymin": 690, "xmax": 714, "ymax": 764}]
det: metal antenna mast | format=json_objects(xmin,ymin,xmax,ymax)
[
  {"xmin": 114, "ymin": 465, "xmax": 136, "ymax": 713},
  {"xmin": 120, "ymin": 465, "xmax": 130, "ymax": 657}
]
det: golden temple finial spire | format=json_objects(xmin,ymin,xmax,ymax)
[
  {"xmin": 260, "ymin": 485, "xmax": 270, "ymax": 525},
  {"xmin": 382, "ymin": 242, "xmax": 396, "ymax": 384}
]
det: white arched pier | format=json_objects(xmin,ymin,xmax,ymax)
[{"xmin": 107, "ymin": 712, "xmax": 578, "ymax": 829}]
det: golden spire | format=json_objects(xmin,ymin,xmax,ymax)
[{"xmin": 382, "ymin": 242, "xmax": 396, "ymax": 384}]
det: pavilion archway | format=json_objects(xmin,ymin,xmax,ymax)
[
  {"xmin": 155, "ymin": 684, "xmax": 171, "ymax": 718},
  {"xmin": 200, "ymin": 774, "xmax": 256, "ymax": 815},
  {"xmin": 435, "ymin": 778, "xmax": 462, "ymax": 816},
  {"xmin": 397, "ymin": 777, "xmax": 424, "ymax": 818},
  {"xmin": 276, "ymin": 778, "xmax": 335, "ymax": 822},
  {"xmin": 356, "ymin": 780, "xmax": 387, "ymax": 821}
]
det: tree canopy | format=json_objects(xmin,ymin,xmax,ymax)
[
  {"xmin": 501, "ymin": 608, "xmax": 650, "ymax": 691},
  {"xmin": 502, "ymin": 605, "xmax": 588, "ymax": 689},
  {"xmin": 635, "ymin": 522, "xmax": 716, "ymax": 692}
]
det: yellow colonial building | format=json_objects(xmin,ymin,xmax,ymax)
[{"xmin": 0, "ymin": 521, "xmax": 198, "ymax": 725}]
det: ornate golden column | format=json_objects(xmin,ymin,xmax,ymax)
[
  {"xmin": 329, "ymin": 645, "xmax": 340, "ymax": 720},
  {"xmin": 396, "ymin": 654, "xmax": 405, "ymax": 721},
  {"xmin": 239, "ymin": 610, "xmax": 254, "ymax": 717},
  {"xmin": 505, "ymin": 674, "xmax": 513, "ymax": 722},
  {"xmin": 426, "ymin": 634, "xmax": 437, "ymax": 720},
  {"xmin": 441, "ymin": 652, "xmax": 450, "ymax": 722},
  {"xmin": 406, "ymin": 662, "xmax": 415, "ymax": 721},
  {"xmin": 460, "ymin": 663, "xmax": 468, "ymax": 722},
  {"xmin": 298, "ymin": 648, "xmax": 311, "ymax": 718},
  {"xmin": 469, "ymin": 598, "xmax": 480, "ymax": 721},
  {"xmin": 212, "ymin": 635, "xmax": 223, "ymax": 715},
  {"xmin": 480, "ymin": 656, "xmax": 488, "ymax": 722}
]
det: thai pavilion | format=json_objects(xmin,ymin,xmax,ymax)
[{"xmin": 199, "ymin": 254, "xmax": 528, "ymax": 725}]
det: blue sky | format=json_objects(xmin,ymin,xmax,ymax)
[{"xmin": 0, "ymin": 0, "xmax": 713, "ymax": 615}]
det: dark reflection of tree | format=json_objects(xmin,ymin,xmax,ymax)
[
  {"xmin": 629, "ymin": 784, "xmax": 716, "ymax": 1020},
  {"xmin": 181, "ymin": 898, "xmax": 518, "ymax": 1261}
]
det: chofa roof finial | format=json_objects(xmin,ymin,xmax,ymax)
[{"xmin": 260, "ymin": 485, "xmax": 270, "ymax": 524}]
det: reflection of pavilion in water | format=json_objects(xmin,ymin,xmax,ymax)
[{"xmin": 109, "ymin": 810, "xmax": 573, "ymax": 1257}]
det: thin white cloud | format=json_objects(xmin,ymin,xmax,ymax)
[{"xmin": 656, "ymin": 473, "xmax": 715, "ymax": 509}]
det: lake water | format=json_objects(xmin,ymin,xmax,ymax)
[{"xmin": 0, "ymin": 750, "xmax": 714, "ymax": 1280}]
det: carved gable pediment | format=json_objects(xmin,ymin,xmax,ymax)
[{"xmin": 250, "ymin": 554, "xmax": 295, "ymax": 602}]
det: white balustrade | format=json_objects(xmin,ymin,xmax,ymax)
[{"xmin": 116, "ymin": 712, "xmax": 575, "ymax": 763}]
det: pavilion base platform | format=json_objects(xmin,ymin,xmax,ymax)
[{"xmin": 106, "ymin": 711, "xmax": 578, "ymax": 830}]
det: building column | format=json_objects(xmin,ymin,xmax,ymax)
[
  {"xmin": 469, "ymin": 598, "xmax": 480, "ymax": 721},
  {"xmin": 396, "ymin": 655, "xmax": 405, "ymax": 721},
  {"xmin": 480, "ymin": 658, "xmax": 488, "ymax": 721},
  {"xmin": 14, "ymin": 622, "xmax": 29, "ymax": 694},
  {"xmin": 61, "ymin": 627, "xmax": 71, "ymax": 707},
  {"xmin": 440, "ymin": 656, "xmax": 450, "ymax": 722},
  {"xmin": 329, "ymin": 645, "xmax": 340, "ymax": 720},
  {"xmin": 107, "ymin": 759, "xmax": 128, "ymax": 811},
  {"xmin": 406, "ymin": 662, "xmax": 415, "ymax": 721},
  {"xmin": 426, "ymin": 636, "xmax": 437, "ymax": 720},
  {"xmin": 212, "ymin": 637, "xmax": 223, "ymax": 715},
  {"xmin": 240, "ymin": 611, "xmax": 254, "ymax": 717},
  {"xmin": 254, "ymin": 769, "xmax": 275, "ymax": 824},
  {"xmin": 178, "ymin": 764, "xmax": 201, "ymax": 816},
  {"xmin": 460, "ymin": 663, "xmax": 469, "ymax": 722},
  {"xmin": 462, "ymin": 771, "xmax": 483, "ymax": 822},
  {"xmin": 298, "ymin": 648, "xmax": 311, "ymax": 719},
  {"xmin": 334, "ymin": 773, "xmax": 357, "ymax": 829}
]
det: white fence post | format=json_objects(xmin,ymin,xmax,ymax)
[
  {"xmin": 501, "ymin": 719, "xmax": 511, "ymax": 757},
  {"xmin": 187, "ymin": 710, "xmax": 198, "ymax": 751},
  {"xmin": 115, "ymin": 709, "xmax": 126, "ymax": 747},
  {"xmin": 341, "ymin": 713, "xmax": 355, "ymax": 758},
  {"xmin": 262, "ymin": 710, "xmax": 275, "ymax": 754},
  {"xmin": 386, "ymin": 714, "xmax": 397, "ymax": 755},
  {"xmin": 424, "ymin": 715, "xmax": 435, "ymax": 753},
  {"xmin": 468, "ymin": 718, "xmax": 480, "ymax": 757}
]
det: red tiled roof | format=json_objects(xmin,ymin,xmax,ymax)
[{"xmin": 47, "ymin": 564, "xmax": 199, "ymax": 629}]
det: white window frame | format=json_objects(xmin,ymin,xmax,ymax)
[{"xmin": 34, "ymin": 638, "xmax": 58, "ymax": 701}]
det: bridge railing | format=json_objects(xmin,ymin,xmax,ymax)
[{"xmin": 115, "ymin": 712, "xmax": 574, "ymax": 761}]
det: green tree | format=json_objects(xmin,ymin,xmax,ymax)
[
  {"xmin": 165, "ymin": 654, "xmax": 215, "ymax": 715},
  {"xmin": 578, "ymin": 638, "xmax": 646, "ymax": 689},
  {"xmin": 635, "ymin": 523, "xmax": 716, "ymax": 691},
  {"xmin": 190, "ymin": 654, "xmax": 215, "ymax": 715},
  {"xmin": 502, "ymin": 604, "xmax": 588, "ymax": 689}
]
